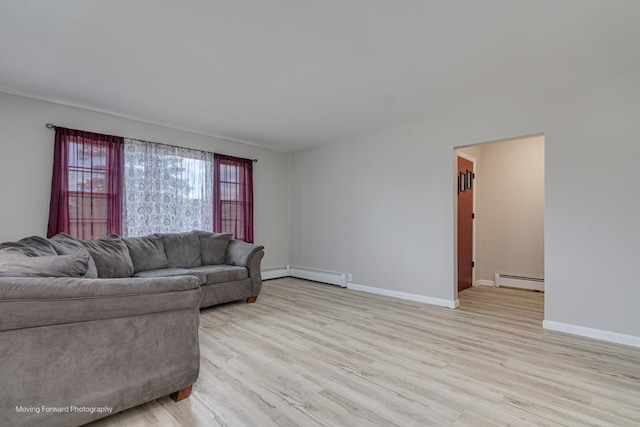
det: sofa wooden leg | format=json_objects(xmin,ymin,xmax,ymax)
[
  {"xmin": 170, "ymin": 385, "xmax": 192, "ymax": 402},
  {"xmin": 246, "ymin": 296, "xmax": 258, "ymax": 303}
]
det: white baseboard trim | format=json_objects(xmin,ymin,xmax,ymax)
[
  {"xmin": 543, "ymin": 320, "xmax": 640, "ymax": 348},
  {"xmin": 276, "ymin": 267, "xmax": 458, "ymax": 308},
  {"xmin": 289, "ymin": 266, "xmax": 347, "ymax": 287},
  {"xmin": 261, "ymin": 267, "xmax": 290, "ymax": 281},
  {"xmin": 476, "ymin": 280, "xmax": 495, "ymax": 287},
  {"xmin": 347, "ymin": 283, "xmax": 459, "ymax": 309}
]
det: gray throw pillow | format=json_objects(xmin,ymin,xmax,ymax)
[
  {"xmin": 81, "ymin": 236, "xmax": 134, "ymax": 278},
  {"xmin": 0, "ymin": 250, "xmax": 89, "ymax": 277},
  {"xmin": 49, "ymin": 233, "xmax": 99, "ymax": 278},
  {"xmin": 0, "ymin": 236, "xmax": 58, "ymax": 257},
  {"xmin": 0, "ymin": 242, "xmax": 46, "ymax": 257},
  {"xmin": 18, "ymin": 236, "xmax": 58, "ymax": 255},
  {"xmin": 122, "ymin": 235, "xmax": 168, "ymax": 273},
  {"xmin": 157, "ymin": 232, "xmax": 202, "ymax": 268},
  {"xmin": 197, "ymin": 231, "xmax": 233, "ymax": 265}
]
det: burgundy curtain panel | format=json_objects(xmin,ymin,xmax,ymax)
[
  {"xmin": 47, "ymin": 127, "xmax": 124, "ymax": 239},
  {"xmin": 214, "ymin": 154, "xmax": 254, "ymax": 242},
  {"xmin": 47, "ymin": 129, "xmax": 69, "ymax": 238}
]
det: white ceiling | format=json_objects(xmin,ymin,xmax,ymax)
[{"xmin": 1, "ymin": 1, "xmax": 640, "ymax": 152}]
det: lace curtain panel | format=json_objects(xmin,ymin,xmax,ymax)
[{"xmin": 123, "ymin": 139, "xmax": 214, "ymax": 236}]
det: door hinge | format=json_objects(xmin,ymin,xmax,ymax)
[
  {"xmin": 472, "ymin": 261, "xmax": 475, "ymax": 268},
  {"xmin": 472, "ymin": 213, "xmax": 475, "ymax": 219}
]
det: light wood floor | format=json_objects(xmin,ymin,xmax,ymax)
[{"xmin": 90, "ymin": 278, "xmax": 640, "ymax": 426}]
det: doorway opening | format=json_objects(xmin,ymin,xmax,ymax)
[{"xmin": 454, "ymin": 134, "xmax": 545, "ymax": 305}]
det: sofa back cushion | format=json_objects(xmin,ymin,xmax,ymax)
[
  {"xmin": 0, "ymin": 236, "xmax": 58, "ymax": 257},
  {"xmin": 157, "ymin": 232, "xmax": 202, "ymax": 268},
  {"xmin": 196, "ymin": 232, "xmax": 233, "ymax": 265},
  {"xmin": 122, "ymin": 235, "xmax": 169, "ymax": 273},
  {"xmin": 0, "ymin": 250, "xmax": 89, "ymax": 277},
  {"xmin": 49, "ymin": 233, "xmax": 99, "ymax": 278},
  {"xmin": 81, "ymin": 236, "xmax": 134, "ymax": 278}
]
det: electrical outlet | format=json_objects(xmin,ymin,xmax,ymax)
[{"xmin": 347, "ymin": 273, "xmax": 353, "ymax": 282}]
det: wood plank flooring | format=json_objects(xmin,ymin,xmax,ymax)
[{"xmin": 89, "ymin": 278, "xmax": 640, "ymax": 426}]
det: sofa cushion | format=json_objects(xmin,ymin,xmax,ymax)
[
  {"xmin": 157, "ymin": 232, "xmax": 202, "ymax": 268},
  {"xmin": 0, "ymin": 250, "xmax": 89, "ymax": 277},
  {"xmin": 122, "ymin": 235, "xmax": 168, "ymax": 273},
  {"xmin": 0, "ymin": 275, "xmax": 202, "ymax": 331},
  {"xmin": 134, "ymin": 267, "xmax": 206, "ymax": 285},
  {"xmin": 0, "ymin": 236, "xmax": 58, "ymax": 257},
  {"xmin": 190, "ymin": 265, "xmax": 248, "ymax": 285},
  {"xmin": 0, "ymin": 242, "xmax": 47, "ymax": 257},
  {"xmin": 49, "ymin": 233, "xmax": 99, "ymax": 278},
  {"xmin": 81, "ymin": 236, "xmax": 134, "ymax": 278},
  {"xmin": 197, "ymin": 232, "xmax": 233, "ymax": 265},
  {"xmin": 18, "ymin": 236, "xmax": 58, "ymax": 255}
]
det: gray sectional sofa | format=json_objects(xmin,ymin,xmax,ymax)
[
  {"xmin": 124, "ymin": 231, "xmax": 265, "ymax": 307},
  {"xmin": 0, "ymin": 231, "xmax": 264, "ymax": 426}
]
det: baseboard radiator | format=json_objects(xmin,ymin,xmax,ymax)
[
  {"xmin": 494, "ymin": 273, "xmax": 544, "ymax": 291},
  {"xmin": 289, "ymin": 267, "xmax": 348, "ymax": 288}
]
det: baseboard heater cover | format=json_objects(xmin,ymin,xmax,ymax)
[
  {"xmin": 289, "ymin": 267, "xmax": 347, "ymax": 287},
  {"xmin": 495, "ymin": 273, "xmax": 544, "ymax": 291},
  {"xmin": 261, "ymin": 268, "xmax": 290, "ymax": 280}
]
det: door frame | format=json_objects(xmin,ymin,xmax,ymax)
[{"xmin": 454, "ymin": 150, "xmax": 476, "ymax": 296}]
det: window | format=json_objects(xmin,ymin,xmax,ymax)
[
  {"xmin": 214, "ymin": 154, "xmax": 254, "ymax": 242},
  {"xmin": 48, "ymin": 129, "xmax": 254, "ymax": 241},
  {"xmin": 123, "ymin": 139, "xmax": 214, "ymax": 236},
  {"xmin": 67, "ymin": 141, "xmax": 110, "ymax": 238},
  {"xmin": 48, "ymin": 127, "xmax": 123, "ymax": 239}
]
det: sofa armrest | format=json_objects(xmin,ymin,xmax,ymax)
[
  {"xmin": 0, "ymin": 276, "xmax": 201, "ymax": 331},
  {"xmin": 247, "ymin": 249, "xmax": 264, "ymax": 297},
  {"xmin": 225, "ymin": 240, "xmax": 264, "ymax": 269},
  {"xmin": 225, "ymin": 240, "xmax": 264, "ymax": 298}
]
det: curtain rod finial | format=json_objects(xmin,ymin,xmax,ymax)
[{"xmin": 46, "ymin": 123, "xmax": 55, "ymax": 129}]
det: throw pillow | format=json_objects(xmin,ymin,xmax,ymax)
[
  {"xmin": 122, "ymin": 235, "xmax": 168, "ymax": 273},
  {"xmin": 196, "ymin": 231, "xmax": 233, "ymax": 265},
  {"xmin": 18, "ymin": 236, "xmax": 58, "ymax": 255},
  {"xmin": 81, "ymin": 236, "xmax": 134, "ymax": 278},
  {"xmin": 0, "ymin": 250, "xmax": 89, "ymax": 277},
  {"xmin": 49, "ymin": 233, "xmax": 99, "ymax": 278},
  {"xmin": 0, "ymin": 236, "xmax": 58, "ymax": 257},
  {"xmin": 157, "ymin": 232, "xmax": 202, "ymax": 268}
]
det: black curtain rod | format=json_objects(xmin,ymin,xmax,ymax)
[{"xmin": 45, "ymin": 123, "xmax": 258, "ymax": 163}]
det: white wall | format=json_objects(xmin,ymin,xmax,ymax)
[
  {"xmin": 474, "ymin": 136, "xmax": 545, "ymax": 283},
  {"xmin": 290, "ymin": 67, "xmax": 640, "ymax": 340},
  {"xmin": 0, "ymin": 92, "xmax": 290, "ymax": 270}
]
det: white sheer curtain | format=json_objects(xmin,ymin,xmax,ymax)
[{"xmin": 123, "ymin": 138, "xmax": 214, "ymax": 236}]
